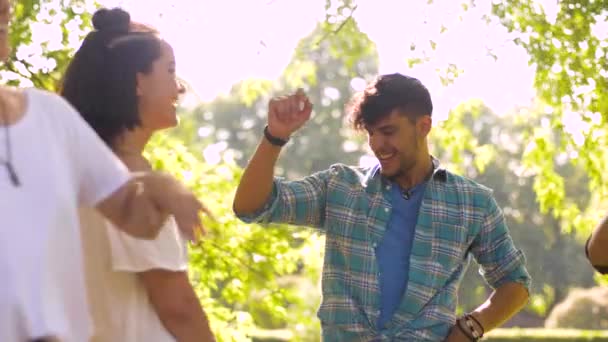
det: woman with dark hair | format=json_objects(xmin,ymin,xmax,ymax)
[
  {"xmin": 61, "ymin": 8, "xmax": 215, "ymax": 342},
  {"xmin": 0, "ymin": 1, "xmax": 212, "ymax": 341}
]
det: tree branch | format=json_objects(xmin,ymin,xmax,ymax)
[
  {"xmin": 316, "ymin": 4, "xmax": 358, "ymax": 46},
  {"xmin": 4, "ymin": 58, "xmax": 48, "ymax": 89}
]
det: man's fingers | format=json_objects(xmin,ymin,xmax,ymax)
[
  {"xmin": 290, "ymin": 95, "xmax": 301, "ymax": 114},
  {"xmin": 175, "ymin": 215, "xmax": 195, "ymax": 242},
  {"xmin": 303, "ymin": 98, "xmax": 313, "ymax": 116},
  {"xmin": 200, "ymin": 203, "xmax": 216, "ymax": 221},
  {"xmin": 142, "ymin": 199, "xmax": 164, "ymax": 239},
  {"xmin": 278, "ymin": 100, "xmax": 289, "ymax": 117},
  {"xmin": 196, "ymin": 222, "xmax": 207, "ymax": 238},
  {"xmin": 295, "ymin": 89, "xmax": 307, "ymax": 111},
  {"xmin": 268, "ymin": 98, "xmax": 278, "ymax": 114}
]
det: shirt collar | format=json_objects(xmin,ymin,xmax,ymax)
[{"xmin": 363, "ymin": 155, "xmax": 447, "ymax": 188}]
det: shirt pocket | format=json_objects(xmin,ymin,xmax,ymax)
[
  {"xmin": 325, "ymin": 188, "xmax": 368, "ymax": 241},
  {"xmin": 429, "ymin": 221, "xmax": 470, "ymax": 285}
]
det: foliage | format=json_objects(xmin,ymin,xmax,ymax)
[
  {"xmin": 9, "ymin": 2, "xmax": 326, "ymax": 339},
  {"xmin": 486, "ymin": 0, "xmax": 608, "ymax": 237},
  {"xmin": 6, "ymin": 0, "xmax": 96, "ymax": 89},
  {"xmin": 12, "ymin": 0, "xmax": 608, "ymax": 338},
  {"xmin": 145, "ymin": 135, "xmax": 322, "ymax": 341},
  {"xmin": 545, "ymin": 287, "xmax": 608, "ymax": 330},
  {"xmin": 432, "ymin": 100, "xmax": 597, "ymax": 318},
  {"xmin": 322, "ymin": 0, "xmax": 608, "ymax": 239},
  {"xmin": 172, "ymin": 21, "xmax": 379, "ymax": 178}
]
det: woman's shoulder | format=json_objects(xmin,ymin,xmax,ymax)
[
  {"xmin": 24, "ymin": 87, "xmax": 75, "ymax": 111},
  {"xmin": 23, "ymin": 87, "xmax": 90, "ymax": 134}
]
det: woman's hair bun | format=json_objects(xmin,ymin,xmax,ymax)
[{"xmin": 92, "ymin": 8, "xmax": 130, "ymax": 33}]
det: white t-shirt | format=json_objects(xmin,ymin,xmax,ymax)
[
  {"xmin": 0, "ymin": 88, "xmax": 131, "ymax": 342},
  {"xmin": 79, "ymin": 208, "xmax": 188, "ymax": 342}
]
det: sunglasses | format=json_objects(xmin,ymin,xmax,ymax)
[{"xmin": 1, "ymin": 106, "xmax": 20, "ymax": 187}]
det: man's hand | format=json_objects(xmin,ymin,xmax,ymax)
[
  {"xmin": 267, "ymin": 88, "xmax": 313, "ymax": 140},
  {"xmin": 138, "ymin": 172, "xmax": 214, "ymax": 242},
  {"xmin": 98, "ymin": 172, "xmax": 213, "ymax": 242}
]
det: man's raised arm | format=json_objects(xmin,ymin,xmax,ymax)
[{"xmin": 233, "ymin": 89, "xmax": 312, "ymax": 216}]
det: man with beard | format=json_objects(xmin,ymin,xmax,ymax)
[{"xmin": 233, "ymin": 73, "xmax": 531, "ymax": 341}]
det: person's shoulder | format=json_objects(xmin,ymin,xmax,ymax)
[
  {"xmin": 25, "ymin": 88, "xmax": 75, "ymax": 112},
  {"xmin": 25, "ymin": 88, "xmax": 86, "ymax": 132},
  {"xmin": 24, "ymin": 87, "xmax": 59, "ymax": 102},
  {"xmin": 320, "ymin": 162, "xmax": 379, "ymax": 186},
  {"xmin": 443, "ymin": 169, "xmax": 494, "ymax": 197},
  {"xmin": 327, "ymin": 163, "xmax": 374, "ymax": 175}
]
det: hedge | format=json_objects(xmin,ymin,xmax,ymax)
[
  {"xmin": 251, "ymin": 328, "xmax": 608, "ymax": 341},
  {"xmin": 485, "ymin": 328, "xmax": 608, "ymax": 341}
]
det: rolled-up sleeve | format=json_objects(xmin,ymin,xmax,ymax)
[
  {"xmin": 234, "ymin": 168, "xmax": 332, "ymax": 230},
  {"xmin": 471, "ymin": 195, "xmax": 531, "ymax": 293},
  {"xmin": 235, "ymin": 181, "xmax": 282, "ymax": 224}
]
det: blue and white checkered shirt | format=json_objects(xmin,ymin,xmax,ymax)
[{"xmin": 236, "ymin": 158, "xmax": 531, "ymax": 341}]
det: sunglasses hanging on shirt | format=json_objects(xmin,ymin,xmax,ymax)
[{"xmin": 1, "ymin": 103, "xmax": 20, "ymax": 187}]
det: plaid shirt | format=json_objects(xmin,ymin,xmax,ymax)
[{"xmin": 237, "ymin": 159, "xmax": 531, "ymax": 341}]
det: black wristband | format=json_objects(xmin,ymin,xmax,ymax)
[
  {"xmin": 456, "ymin": 318, "xmax": 477, "ymax": 342},
  {"xmin": 263, "ymin": 125, "xmax": 289, "ymax": 147},
  {"xmin": 466, "ymin": 313, "xmax": 485, "ymax": 336}
]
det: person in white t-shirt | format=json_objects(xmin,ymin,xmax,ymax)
[
  {"xmin": 61, "ymin": 8, "xmax": 216, "ymax": 342},
  {"xmin": 0, "ymin": 2, "xmax": 213, "ymax": 341}
]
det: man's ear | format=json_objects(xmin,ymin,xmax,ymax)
[{"xmin": 417, "ymin": 115, "xmax": 432, "ymax": 138}]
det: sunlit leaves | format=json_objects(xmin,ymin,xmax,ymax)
[
  {"xmin": 6, "ymin": 0, "xmax": 95, "ymax": 90},
  {"xmin": 317, "ymin": 0, "xmax": 375, "ymax": 74},
  {"xmin": 432, "ymin": 100, "xmax": 497, "ymax": 175},
  {"xmin": 145, "ymin": 135, "xmax": 321, "ymax": 341},
  {"xmin": 488, "ymin": 0, "xmax": 608, "ymax": 228}
]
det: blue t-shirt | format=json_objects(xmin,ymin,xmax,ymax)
[{"xmin": 376, "ymin": 180, "xmax": 427, "ymax": 328}]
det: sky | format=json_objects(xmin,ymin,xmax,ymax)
[{"xmin": 100, "ymin": 0, "xmax": 539, "ymax": 121}]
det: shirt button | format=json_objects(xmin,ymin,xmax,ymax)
[
  {"xmin": 384, "ymin": 208, "xmax": 389, "ymax": 213},
  {"xmin": 372, "ymin": 242, "xmax": 377, "ymax": 248},
  {"xmin": 385, "ymin": 185, "xmax": 390, "ymax": 190}
]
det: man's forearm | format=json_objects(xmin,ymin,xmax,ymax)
[
  {"xmin": 469, "ymin": 282, "xmax": 529, "ymax": 332},
  {"xmin": 96, "ymin": 178, "xmax": 164, "ymax": 239},
  {"xmin": 588, "ymin": 215, "xmax": 608, "ymax": 265},
  {"xmin": 233, "ymin": 137, "xmax": 282, "ymax": 215}
]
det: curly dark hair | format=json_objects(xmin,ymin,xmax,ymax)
[
  {"xmin": 347, "ymin": 73, "xmax": 433, "ymax": 131},
  {"xmin": 60, "ymin": 8, "xmax": 162, "ymax": 147}
]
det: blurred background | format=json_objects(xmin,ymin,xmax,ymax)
[{"xmin": 9, "ymin": 0, "xmax": 608, "ymax": 340}]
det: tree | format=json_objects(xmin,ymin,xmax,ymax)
[
  {"xmin": 432, "ymin": 100, "xmax": 596, "ymax": 321},
  {"xmin": 7, "ymin": 0, "xmax": 95, "ymax": 89},
  {"xmin": 172, "ymin": 20, "xmax": 378, "ymax": 178},
  {"xmin": 145, "ymin": 135, "xmax": 323, "ymax": 341},
  {"xmin": 11, "ymin": 1, "xmax": 608, "ymax": 338},
  {"xmin": 167, "ymin": 19, "xmax": 380, "ymax": 339},
  {"xmin": 318, "ymin": 0, "xmax": 608, "ymax": 255},
  {"xmin": 483, "ymin": 0, "xmax": 608, "ymax": 245},
  {"xmin": 7, "ymin": 3, "xmax": 324, "ymax": 340}
]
